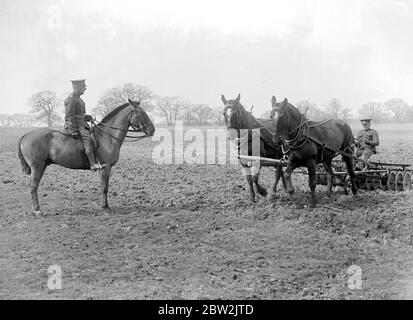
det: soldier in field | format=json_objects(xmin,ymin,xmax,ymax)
[
  {"xmin": 354, "ymin": 118, "xmax": 379, "ymax": 169},
  {"xmin": 64, "ymin": 79, "xmax": 104, "ymax": 171}
]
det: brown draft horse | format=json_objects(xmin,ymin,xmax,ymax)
[
  {"xmin": 18, "ymin": 99, "xmax": 155, "ymax": 215},
  {"xmin": 222, "ymin": 94, "xmax": 286, "ymax": 202},
  {"xmin": 270, "ymin": 96, "xmax": 357, "ymax": 207}
]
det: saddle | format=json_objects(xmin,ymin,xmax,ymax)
[{"xmin": 59, "ymin": 128, "xmax": 98, "ymax": 149}]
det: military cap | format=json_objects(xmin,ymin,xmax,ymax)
[
  {"xmin": 360, "ymin": 118, "xmax": 371, "ymax": 122},
  {"xmin": 71, "ymin": 79, "xmax": 86, "ymax": 88}
]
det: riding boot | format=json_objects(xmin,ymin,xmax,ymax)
[{"xmin": 84, "ymin": 137, "xmax": 107, "ymax": 171}]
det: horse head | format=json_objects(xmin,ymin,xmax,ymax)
[
  {"xmin": 128, "ymin": 98, "xmax": 155, "ymax": 136},
  {"xmin": 222, "ymin": 93, "xmax": 247, "ymax": 129},
  {"xmin": 270, "ymin": 96, "xmax": 290, "ymax": 144}
]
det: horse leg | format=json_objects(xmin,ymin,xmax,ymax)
[
  {"xmin": 30, "ymin": 164, "xmax": 46, "ymax": 216},
  {"xmin": 252, "ymin": 164, "xmax": 267, "ymax": 197},
  {"xmin": 343, "ymin": 154, "xmax": 358, "ymax": 195},
  {"xmin": 100, "ymin": 166, "xmax": 112, "ymax": 210},
  {"xmin": 307, "ymin": 159, "xmax": 317, "ymax": 207},
  {"xmin": 284, "ymin": 162, "xmax": 298, "ymax": 201},
  {"xmin": 269, "ymin": 166, "xmax": 284, "ymax": 201},
  {"xmin": 323, "ymin": 159, "xmax": 333, "ymax": 197},
  {"xmin": 242, "ymin": 166, "xmax": 255, "ymax": 202}
]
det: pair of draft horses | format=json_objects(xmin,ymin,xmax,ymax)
[{"xmin": 222, "ymin": 94, "xmax": 357, "ymax": 207}]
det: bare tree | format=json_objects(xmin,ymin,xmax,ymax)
[
  {"xmin": 384, "ymin": 98, "xmax": 409, "ymax": 123},
  {"xmin": 325, "ymin": 98, "xmax": 343, "ymax": 119},
  {"xmin": 406, "ymin": 105, "xmax": 413, "ymax": 123},
  {"xmin": 212, "ymin": 107, "xmax": 225, "ymax": 125},
  {"xmin": 295, "ymin": 100, "xmax": 329, "ymax": 121},
  {"xmin": 358, "ymin": 102, "xmax": 386, "ymax": 122},
  {"xmin": 192, "ymin": 104, "xmax": 213, "ymax": 125},
  {"xmin": 155, "ymin": 96, "xmax": 188, "ymax": 125},
  {"xmin": 340, "ymin": 108, "xmax": 352, "ymax": 123},
  {"xmin": 9, "ymin": 113, "xmax": 34, "ymax": 127},
  {"xmin": 180, "ymin": 104, "xmax": 195, "ymax": 124},
  {"xmin": 296, "ymin": 100, "xmax": 315, "ymax": 115},
  {"xmin": 27, "ymin": 91, "xmax": 62, "ymax": 127},
  {"xmin": 296, "ymin": 100, "xmax": 316, "ymax": 118},
  {"xmin": 0, "ymin": 114, "xmax": 11, "ymax": 127},
  {"xmin": 93, "ymin": 83, "xmax": 155, "ymax": 118}
]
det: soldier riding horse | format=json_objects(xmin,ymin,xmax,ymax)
[
  {"xmin": 18, "ymin": 98, "xmax": 155, "ymax": 216},
  {"xmin": 64, "ymin": 79, "xmax": 104, "ymax": 171}
]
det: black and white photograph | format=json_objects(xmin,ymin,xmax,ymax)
[{"xmin": 0, "ymin": 0, "xmax": 412, "ymax": 302}]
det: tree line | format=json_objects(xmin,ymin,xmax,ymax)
[
  {"xmin": 260, "ymin": 97, "xmax": 413, "ymax": 123},
  {"xmin": 0, "ymin": 83, "xmax": 225, "ymax": 128},
  {"xmin": 1, "ymin": 83, "xmax": 413, "ymax": 127}
]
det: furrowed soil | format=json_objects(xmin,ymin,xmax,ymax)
[{"xmin": 0, "ymin": 124, "xmax": 412, "ymax": 299}]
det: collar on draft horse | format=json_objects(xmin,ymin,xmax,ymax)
[{"xmin": 277, "ymin": 109, "xmax": 310, "ymax": 150}]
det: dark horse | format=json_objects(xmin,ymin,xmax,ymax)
[
  {"xmin": 18, "ymin": 99, "xmax": 155, "ymax": 215},
  {"xmin": 222, "ymin": 94, "xmax": 286, "ymax": 202},
  {"xmin": 270, "ymin": 96, "xmax": 357, "ymax": 207}
]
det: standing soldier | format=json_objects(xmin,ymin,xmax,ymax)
[
  {"xmin": 64, "ymin": 79, "xmax": 104, "ymax": 171},
  {"xmin": 354, "ymin": 118, "xmax": 379, "ymax": 169}
]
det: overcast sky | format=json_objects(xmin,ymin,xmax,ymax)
[{"xmin": 1, "ymin": 0, "xmax": 413, "ymax": 117}]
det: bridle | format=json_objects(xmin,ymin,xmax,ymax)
[
  {"xmin": 224, "ymin": 102, "xmax": 274, "ymax": 157},
  {"xmin": 272, "ymin": 103, "xmax": 334, "ymax": 152},
  {"xmin": 91, "ymin": 105, "xmax": 153, "ymax": 143}
]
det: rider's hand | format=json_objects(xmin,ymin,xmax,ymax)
[{"xmin": 84, "ymin": 114, "xmax": 93, "ymax": 122}]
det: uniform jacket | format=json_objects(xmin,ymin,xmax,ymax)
[
  {"xmin": 356, "ymin": 128, "xmax": 379, "ymax": 152},
  {"xmin": 64, "ymin": 93, "xmax": 90, "ymax": 133}
]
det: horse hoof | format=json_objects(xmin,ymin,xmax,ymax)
[
  {"xmin": 257, "ymin": 188, "xmax": 268, "ymax": 197},
  {"xmin": 288, "ymin": 193, "xmax": 297, "ymax": 201},
  {"xmin": 33, "ymin": 210, "xmax": 46, "ymax": 217}
]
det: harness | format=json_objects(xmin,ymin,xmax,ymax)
[
  {"xmin": 275, "ymin": 109, "xmax": 363, "ymax": 187},
  {"xmin": 91, "ymin": 120, "xmax": 150, "ymax": 143},
  {"xmin": 224, "ymin": 104, "xmax": 279, "ymax": 167}
]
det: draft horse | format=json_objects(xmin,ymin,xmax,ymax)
[
  {"xmin": 18, "ymin": 99, "xmax": 155, "ymax": 215},
  {"xmin": 222, "ymin": 94, "xmax": 286, "ymax": 202},
  {"xmin": 270, "ymin": 96, "xmax": 357, "ymax": 207}
]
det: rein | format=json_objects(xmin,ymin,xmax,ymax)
[
  {"xmin": 276, "ymin": 106, "xmax": 335, "ymax": 152},
  {"xmin": 90, "ymin": 115, "xmax": 151, "ymax": 143},
  {"xmin": 226, "ymin": 103, "xmax": 277, "ymax": 164}
]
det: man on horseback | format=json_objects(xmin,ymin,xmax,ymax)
[
  {"xmin": 354, "ymin": 118, "xmax": 379, "ymax": 167},
  {"xmin": 64, "ymin": 79, "xmax": 104, "ymax": 171}
]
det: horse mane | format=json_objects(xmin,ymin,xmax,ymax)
[
  {"xmin": 236, "ymin": 102, "xmax": 261, "ymax": 127},
  {"xmin": 287, "ymin": 102, "xmax": 302, "ymax": 120},
  {"xmin": 101, "ymin": 102, "xmax": 130, "ymax": 123}
]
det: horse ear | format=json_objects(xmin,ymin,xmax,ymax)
[
  {"xmin": 128, "ymin": 98, "xmax": 133, "ymax": 105},
  {"xmin": 282, "ymin": 98, "xmax": 288, "ymax": 106},
  {"xmin": 221, "ymin": 94, "xmax": 227, "ymax": 104},
  {"xmin": 271, "ymin": 96, "xmax": 277, "ymax": 108},
  {"xmin": 235, "ymin": 94, "xmax": 241, "ymax": 104}
]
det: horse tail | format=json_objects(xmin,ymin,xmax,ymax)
[{"xmin": 18, "ymin": 135, "xmax": 31, "ymax": 175}]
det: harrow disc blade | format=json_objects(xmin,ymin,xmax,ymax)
[
  {"xmin": 387, "ymin": 171, "xmax": 396, "ymax": 191},
  {"xmin": 396, "ymin": 171, "xmax": 404, "ymax": 191},
  {"xmin": 403, "ymin": 172, "xmax": 411, "ymax": 191}
]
